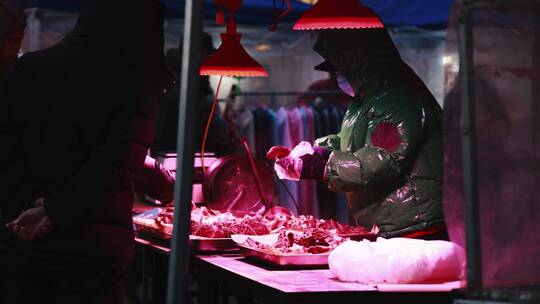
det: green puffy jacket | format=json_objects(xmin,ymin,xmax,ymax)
[{"xmin": 313, "ymin": 30, "xmax": 444, "ymax": 238}]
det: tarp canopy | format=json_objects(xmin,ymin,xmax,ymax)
[{"xmin": 17, "ymin": 0, "xmax": 453, "ymax": 27}]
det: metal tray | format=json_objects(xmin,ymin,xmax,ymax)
[
  {"xmin": 135, "ymin": 224, "xmax": 172, "ymax": 240},
  {"xmin": 134, "ymin": 224, "xmax": 239, "ymax": 252},
  {"xmin": 190, "ymin": 236, "xmax": 237, "ymax": 252},
  {"xmin": 237, "ymin": 244, "xmax": 330, "ymax": 267}
]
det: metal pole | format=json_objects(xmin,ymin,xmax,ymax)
[
  {"xmin": 457, "ymin": 1, "xmax": 483, "ymax": 293},
  {"xmin": 166, "ymin": 0, "xmax": 203, "ymax": 303}
]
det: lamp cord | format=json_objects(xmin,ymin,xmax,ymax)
[{"xmin": 201, "ymin": 75, "xmax": 223, "ymax": 174}]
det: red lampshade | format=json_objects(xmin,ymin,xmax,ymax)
[
  {"xmin": 293, "ymin": 0, "xmax": 384, "ymax": 30},
  {"xmin": 200, "ymin": 32, "xmax": 268, "ymax": 77}
]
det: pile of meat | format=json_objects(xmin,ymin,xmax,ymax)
[
  {"xmin": 245, "ymin": 229, "xmax": 346, "ymax": 255},
  {"xmin": 137, "ymin": 206, "xmax": 271, "ymax": 238},
  {"xmin": 267, "ymin": 214, "xmax": 373, "ymax": 236},
  {"xmin": 190, "ymin": 207, "xmax": 270, "ymax": 238},
  {"xmin": 136, "ymin": 206, "xmax": 376, "ymax": 244}
]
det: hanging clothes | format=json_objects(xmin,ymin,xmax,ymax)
[
  {"xmin": 252, "ymin": 107, "xmax": 275, "ymax": 160},
  {"xmin": 304, "ymin": 106, "xmax": 320, "ymax": 218},
  {"xmin": 287, "ymin": 107, "xmax": 304, "ymax": 147},
  {"xmin": 226, "ymin": 96, "xmax": 348, "ymax": 220},
  {"xmin": 230, "ymin": 103, "xmax": 255, "ymax": 152},
  {"xmin": 274, "ymin": 107, "xmax": 299, "ymax": 214}
]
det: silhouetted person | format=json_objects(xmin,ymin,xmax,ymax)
[
  {"xmin": 0, "ymin": 1, "xmax": 26, "ymax": 81},
  {"xmin": 0, "ymin": 0, "xmax": 174, "ymax": 302}
]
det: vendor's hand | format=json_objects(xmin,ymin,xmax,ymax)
[
  {"xmin": 275, "ymin": 156, "xmax": 302, "ymax": 181},
  {"xmin": 6, "ymin": 203, "xmax": 54, "ymax": 241},
  {"xmin": 299, "ymin": 154, "xmax": 326, "ymax": 180},
  {"xmin": 267, "ymin": 146, "xmax": 291, "ymax": 161},
  {"xmin": 312, "ymin": 146, "xmax": 331, "ymax": 162}
]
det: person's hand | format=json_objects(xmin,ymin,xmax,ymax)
[
  {"xmin": 274, "ymin": 156, "xmax": 302, "ymax": 181},
  {"xmin": 312, "ymin": 146, "xmax": 331, "ymax": 162},
  {"xmin": 299, "ymin": 154, "xmax": 326, "ymax": 180},
  {"xmin": 6, "ymin": 198, "xmax": 54, "ymax": 241},
  {"xmin": 267, "ymin": 146, "xmax": 291, "ymax": 161}
]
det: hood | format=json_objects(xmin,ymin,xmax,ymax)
[
  {"xmin": 65, "ymin": 0, "xmax": 174, "ymax": 95},
  {"xmin": 313, "ymin": 29, "xmax": 404, "ymax": 87}
]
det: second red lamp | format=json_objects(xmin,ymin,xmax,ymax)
[{"xmin": 200, "ymin": 0, "xmax": 268, "ymax": 77}]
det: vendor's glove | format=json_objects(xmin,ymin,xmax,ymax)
[
  {"xmin": 312, "ymin": 146, "xmax": 331, "ymax": 162},
  {"xmin": 275, "ymin": 156, "xmax": 302, "ymax": 181},
  {"xmin": 267, "ymin": 146, "xmax": 291, "ymax": 161},
  {"xmin": 299, "ymin": 154, "xmax": 326, "ymax": 180},
  {"xmin": 272, "ymin": 142, "xmax": 327, "ymax": 181}
]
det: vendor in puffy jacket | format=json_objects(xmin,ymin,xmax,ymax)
[
  {"xmin": 0, "ymin": 0, "xmax": 175, "ymax": 302},
  {"xmin": 269, "ymin": 28, "xmax": 445, "ymax": 239}
]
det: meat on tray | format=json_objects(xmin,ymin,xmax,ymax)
[
  {"xmin": 244, "ymin": 228, "xmax": 346, "ymax": 255},
  {"xmin": 190, "ymin": 207, "xmax": 270, "ymax": 238},
  {"xmin": 134, "ymin": 206, "xmax": 376, "ymax": 242},
  {"xmin": 266, "ymin": 214, "xmax": 374, "ymax": 236}
]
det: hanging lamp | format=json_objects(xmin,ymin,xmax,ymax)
[
  {"xmin": 200, "ymin": 0, "xmax": 268, "ymax": 77},
  {"xmin": 199, "ymin": 28, "xmax": 269, "ymax": 77},
  {"xmin": 200, "ymin": 0, "xmax": 268, "ymax": 173},
  {"xmin": 293, "ymin": 0, "xmax": 384, "ymax": 30}
]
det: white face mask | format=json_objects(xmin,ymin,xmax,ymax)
[{"xmin": 337, "ymin": 72, "xmax": 355, "ymax": 97}]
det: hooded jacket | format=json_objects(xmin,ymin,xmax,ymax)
[
  {"xmin": 314, "ymin": 30, "xmax": 444, "ymax": 238},
  {"xmin": 0, "ymin": 0, "xmax": 173, "ymax": 266}
]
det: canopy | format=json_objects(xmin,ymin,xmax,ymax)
[{"xmin": 18, "ymin": 0, "xmax": 454, "ymax": 27}]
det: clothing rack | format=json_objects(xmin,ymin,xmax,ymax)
[
  {"xmin": 236, "ymin": 90, "xmax": 344, "ymax": 96},
  {"xmin": 233, "ymin": 90, "xmax": 346, "ymax": 109}
]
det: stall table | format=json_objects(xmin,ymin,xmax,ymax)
[
  {"xmin": 134, "ymin": 236, "xmax": 459, "ymax": 304},
  {"xmin": 195, "ymin": 254, "xmax": 456, "ymax": 304}
]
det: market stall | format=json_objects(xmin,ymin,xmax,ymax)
[
  {"xmin": 127, "ymin": 0, "xmax": 540, "ymax": 302},
  {"xmin": 122, "ymin": 1, "xmax": 470, "ymax": 303},
  {"xmin": 4, "ymin": 0, "xmax": 539, "ymax": 303}
]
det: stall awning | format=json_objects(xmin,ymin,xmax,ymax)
[{"xmin": 18, "ymin": 0, "xmax": 454, "ymax": 27}]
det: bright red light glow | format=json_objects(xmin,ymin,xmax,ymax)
[
  {"xmin": 199, "ymin": 33, "xmax": 268, "ymax": 77},
  {"xmin": 293, "ymin": 0, "xmax": 384, "ymax": 30}
]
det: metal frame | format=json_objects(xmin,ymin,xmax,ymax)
[
  {"xmin": 456, "ymin": 0, "xmax": 540, "ymax": 302},
  {"xmin": 456, "ymin": 0, "xmax": 482, "ymax": 294},
  {"xmin": 166, "ymin": 0, "xmax": 203, "ymax": 303}
]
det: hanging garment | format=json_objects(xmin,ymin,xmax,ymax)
[
  {"xmin": 287, "ymin": 107, "xmax": 304, "ymax": 147},
  {"xmin": 253, "ymin": 107, "xmax": 275, "ymax": 160},
  {"xmin": 312, "ymin": 103, "xmax": 342, "ymax": 221},
  {"xmin": 329, "ymin": 106, "xmax": 341, "ymax": 135},
  {"xmin": 234, "ymin": 104, "xmax": 255, "ymax": 152},
  {"xmin": 312, "ymin": 106, "xmax": 322, "ymax": 139},
  {"xmin": 304, "ymin": 106, "xmax": 320, "ymax": 217},
  {"xmin": 296, "ymin": 107, "xmax": 318, "ymax": 217},
  {"xmin": 274, "ymin": 107, "xmax": 298, "ymax": 214}
]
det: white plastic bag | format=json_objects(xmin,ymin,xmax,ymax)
[{"xmin": 329, "ymin": 238, "xmax": 465, "ymax": 284}]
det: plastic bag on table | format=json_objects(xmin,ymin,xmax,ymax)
[{"xmin": 329, "ymin": 238, "xmax": 465, "ymax": 284}]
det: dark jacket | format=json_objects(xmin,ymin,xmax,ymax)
[
  {"xmin": 0, "ymin": 0, "xmax": 173, "ymax": 267},
  {"xmin": 314, "ymin": 30, "xmax": 444, "ymax": 238}
]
